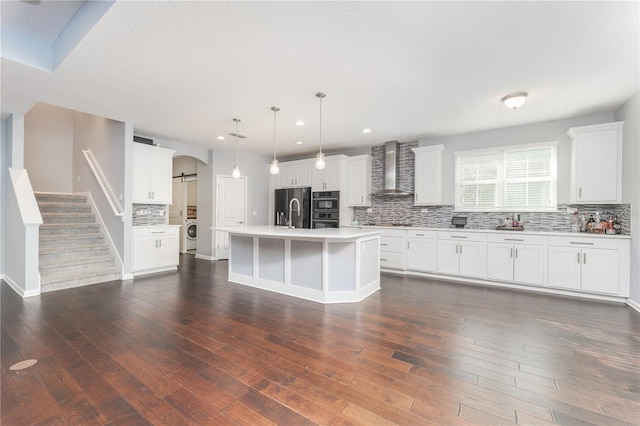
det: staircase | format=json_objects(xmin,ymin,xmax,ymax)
[{"xmin": 36, "ymin": 193, "xmax": 121, "ymax": 292}]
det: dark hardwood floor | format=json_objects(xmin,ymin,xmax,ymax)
[{"xmin": 2, "ymin": 255, "xmax": 639, "ymax": 425}]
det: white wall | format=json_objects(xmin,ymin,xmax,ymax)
[
  {"xmin": 419, "ymin": 112, "xmax": 615, "ymax": 205},
  {"xmin": 173, "ymin": 156, "xmax": 198, "ymax": 176},
  {"xmin": 73, "ymin": 111, "xmax": 128, "ymax": 264},
  {"xmin": 615, "ymin": 91, "xmax": 640, "ymax": 305},
  {"xmin": 24, "ymin": 103, "xmax": 75, "ymax": 192}
]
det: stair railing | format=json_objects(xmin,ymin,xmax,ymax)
[{"xmin": 82, "ymin": 149, "xmax": 124, "ymax": 221}]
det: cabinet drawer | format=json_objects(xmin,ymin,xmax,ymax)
[
  {"xmin": 133, "ymin": 227, "xmax": 179, "ymax": 237},
  {"xmin": 380, "ymin": 236, "xmax": 405, "ymax": 252},
  {"xmin": 407, "ymin": 230, "xmax": 436, "ymax": 239},
  {"xmin": 380, "ymin": 229, "xmax": 406, "ymax": 238},
  {"xmin": 487, "ymin": 234, "xmax": 545, "ymax": 245},
  {"xmin": 547, "ymin": 235, "xmax": 619, "ymax": 250},
  {"xmin": 380, "ymin": 251, "xmax": 405, "ymax": 269},
  {"xmin": 437, "ymin": 231, "xmax": 485, "ymax": 243}
]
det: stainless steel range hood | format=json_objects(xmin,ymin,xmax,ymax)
[{"xmin": 375, "ymin": 141, "xmax": 412, "ymax": 196}]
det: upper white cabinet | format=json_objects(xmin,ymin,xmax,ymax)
[
  {"xmin": 568, "ymin": 122, "xmax": 623, "ymax": 204},
  {"xmin": 132, "ymin": 143, "xmax": 175, "ymax": 204},
  {"xmin": 412, "ymin": 145, "xmax": 444, "ymax": 206},
  {"xmin": 312, "ymin": 155, "xmax": 347, "ymax": 191},
  {"xmin": 347, "ymin": 155, "xmax": 372, "ymax": 207},
  {"xmin": 280, "ymin": 160, "xmax": 313, "ymax": 188}
]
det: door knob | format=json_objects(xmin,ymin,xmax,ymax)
[{"xmin": 237, "ymin": 221, "xmax": 244, "ymax": 224}]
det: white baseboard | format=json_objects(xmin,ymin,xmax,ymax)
[
  {"xmin": 195, "ymin": 254, "xmax": 216, "ymax": 261},
  {"xmin": 3, "ymin": 275, "xmax": 40, "ymax": 298},
  {"xmin": 626, "ymin": 298, "xmax": 640, "ymax": 313},
  {"xmin": 121, "ymin": 273, "xmax": 134, "ymax": 281}
]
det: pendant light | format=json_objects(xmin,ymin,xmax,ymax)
[
  {"xmin": 231, "ymin": 118, "xmax": 241, "ymax": 178},
  {"xmin": 315, "ymin": 92, "xmax": 326, "ymax": 170},
  {"xmin": 270, "ymin": 107, "xmax": 280, "ymax": 175}
]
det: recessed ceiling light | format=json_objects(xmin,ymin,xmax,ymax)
[
  {"xmin": 296, "ymin": 141, "xmax": 304, "ymax": 145},
  {"xmin": 217, "ymin": 136, "xmax": 225, "ymax": 140},
  {"xmin": 362, "ymin": 128, "xmax": 372, "ymax": 133},
  {"xmin": 296, "ymin": 121, "xmax": 305, "ymax": 126}
]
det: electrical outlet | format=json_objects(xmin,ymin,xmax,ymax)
[
  {"xmin": 421, "ymin": 208, "xmax": 429, "ymax": 213},
  {"xmin": 566, "ymin": 207, "xmax": 578, "ymax": 214},
  {"xmin": 252, "ymin": 211, "xmax": 257, "ymax": 216},
  {"xmin": 366, "ymin": 208, "xmax": 372, "ymax": 213}
]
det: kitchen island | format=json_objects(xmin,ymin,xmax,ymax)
[{"xmin": 214, "ymin": 226, "xmax": 382, "ymax": 303}]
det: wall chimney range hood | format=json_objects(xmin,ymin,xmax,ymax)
[{"xmin": 375, "ymin": 141, "xmax": 412, "ymax": 196}]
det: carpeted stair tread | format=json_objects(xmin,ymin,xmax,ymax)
[
  {"xmin": 40, "ymin": 255, "xmax": 115, "ymax": 271},
  {"xmin": 40, "ymin": 223, "xmax": 101, "ymax": 235},
  {"xmin": 39, "ymin": 244, "xmax": 111, "ymax": 261},
  {"xmin": 35, "ymin": 193, "xmax": 88, "ymax": 204},
  {"xmin": 41, "ymin": 213, "xmax": 96, "ymax": 224},
  {"xmin": 37, "ymin": 202, "xmax": 92, "ymax": 213},
  {"xmin": 39, "ymin": 233, "xmax": 105, "ymax": 246},
  {"xmin": 40, "ymin": 266, "xmax": 121, "ymax": 288}
]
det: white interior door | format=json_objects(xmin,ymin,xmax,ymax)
[{"xmin": 215, "ymin": 176, "xmax": 247, "ymax": 259}]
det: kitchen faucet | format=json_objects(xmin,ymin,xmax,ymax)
[{"xmin": 288, "ymin": 197, "xmax": 300, "ymax": 229}]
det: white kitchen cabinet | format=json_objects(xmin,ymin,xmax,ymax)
[
  {"xmin": 436, "ymin": 232, "xmax": 485, "ymax": 279},
  {"xmin": 379, "ymin": 229, "xmax": 406, "ymax": 270},
  {"xmin": 133, "ymin": 226, "xmax": 179, "ymax": 274},
  {"xmin": 312, "ymin": 155, "xmax": 347, "ymax": 191},
  {"xmin": 406, "ymin": 230, "xmax": 437, "ymax": 273},
  {"xmin": 486, "ymin": 234, "xmax": 544, "ymax": 286},
  {"xmin": 132, "ymin": 144, "xmax": 175, "ymax": 204},
  {"xmin": 347, "ymin": 155, "xmax": 372, "ymax": 207},
  {"xmin": 280, "ymin": 160, "xmax": 313, "ymax": 188},
  {"xmin": 568, "ymin": 121, "xmax": 623, "ymax": 204},
  {"xmin": 547, "ymin": 236, "xmax": 619, "ymax": 295},
  {"xmin": 412, "ymin": 145, "xmax": 444, "ymax": 206}
]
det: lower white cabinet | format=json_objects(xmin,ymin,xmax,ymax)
[
  {"xmin": 406, "ymin": 230, "xmax": 436, "ymax": 273},
  {"xmin": 486, "ymin": 234, "xmax": 545, "ymax": 286},
  {"xmin": 547, "ymin": 236, "xmax": 619, "ymax": 295},
  {"xmin": 436, "ymin": 232, "xmax": 485, "ymax": 278},
  {"xmin": 133, "ymin": 226, "xmax": 179, "ymax": 274},
  {"xmin": 379, "ymin": 229, "xmax": 406, "ymax": 270}
]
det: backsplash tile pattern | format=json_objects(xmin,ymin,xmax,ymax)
[
  {"xmin": 353, "ymin": 203, "xmax": 630, "ymax": 235},
  {"xmin": 353, "ymin": 140, "xmax": 631, "ymax": 235},
  {"xmin": 132, "ymin": 204, "xmax": 167, "ymax": 226}
]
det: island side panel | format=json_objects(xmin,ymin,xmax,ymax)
[
  {"xmin": 327, "ymin": 242, "xmax": 356, "ymax": 291},
  {"xmin": 257, "ymin": 237, "xmax": 285, "ymax": 283},
  {"xmin": 290, "ymin": 240, "xmax": 323, "ymax": 291},
  {"xmin": 230, "ymin": 235, "xmax": 254, "ymax": 277},
  {"xmin": 360, "ymin": 238, "xmax": 380, "ymax": 288}
]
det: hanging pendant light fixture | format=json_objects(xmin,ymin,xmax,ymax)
[
  {"xmin": 231, "ymin": 118, "xmax": 241, "ymax": 178},
  {"xmin": 315, "ymin": 92, "xmax": 326, "ymax": 170},
  {"xmin": 270, "ymin": 107, "xmax": 280, "ymax": 175}
]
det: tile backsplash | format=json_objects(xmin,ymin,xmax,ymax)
[
  {"xmin": 132, "ymin": 204, "xmax": 168, "ymax": 226},
  {"xmin": 352, "ymin": 141, "xmax": 630, "ymax": 235}
]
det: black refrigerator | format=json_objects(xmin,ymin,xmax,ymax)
[{"xmin": 274, "ymin": 187, "xmax": 312, "ymax": 228}]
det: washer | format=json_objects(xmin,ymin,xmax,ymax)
[{"xmin": 186, "ymin": 219, "xmax": 197, "ymax": 251}]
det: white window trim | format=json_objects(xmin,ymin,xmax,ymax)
[{"xmin": 454, "ymin": 141, "xmax": 559, "ymax": 213}]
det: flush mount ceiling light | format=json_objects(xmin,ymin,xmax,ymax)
[
  {"xmin": 270, "ymin": 106, "xmax": 280, "ymax": 175},
  {"xmin": 216, "ymin": 136, "xmax": 225, "ymax": 140},
  {"xmin": 296, "ymin": 141, "xmax": 304, "ymax": 145},
  {"xmin": 315, "ymin": 92, "xmax": 326, "ymax": 170},
  {"xmin": 363, "ymin": 128, "xmax": 372, "ymax": 133},
  {"xmin": 231, "ymin": 118, "xmax": 241, "ymax": 178},
  {"xmin": 501, "ymin": 92, "xmax": 528, "ymax": 109},
  {"xmin": 296, "ymin": 121, "xmax": 305, "ymax": 126}
]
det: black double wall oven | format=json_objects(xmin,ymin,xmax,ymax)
[{"xmin": 312, "ymin": 191, "xmax": 340, "ymax": 228}]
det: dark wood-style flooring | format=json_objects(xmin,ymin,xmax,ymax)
[{"xmin": 2, "ymin": 255, "xmax": 639, "ymax": 425}]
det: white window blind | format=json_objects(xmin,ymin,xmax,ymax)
[{"xmin": 455, "ymin": 142, "xmax": 557, "ymax": 211}]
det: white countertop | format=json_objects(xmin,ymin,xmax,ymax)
[
  {"xmin": 133, "ymin": 224, "xmax": 181, "ymax": 228},
  {"xmin": 347, "ymin": 225, "xmax": 631, "ymax": 239},
  {"xmin": 214, "ymin": 225, "xmax": 382, "ymax": 239}
]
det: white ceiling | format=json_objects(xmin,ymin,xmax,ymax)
[
  {"xmin": 1, "ymin": 1, "xmax": 638, "ymax": 157},
  {"xmin": 1, "ymin": 0, "xmax": 84, "ymax": 44}
]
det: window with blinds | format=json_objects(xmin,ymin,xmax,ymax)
[{"xmin": 454, "ymin": 142, "xmax": 558, "ymax": 211}]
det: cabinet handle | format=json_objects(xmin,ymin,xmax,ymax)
[
  {"xmin": 155, "ymin": 240, "xmax": 158, "ymax": 248},
  {"xmin": 505, "ymin": 238, "xmax": 523, "ymax": 242},
  {"xmin": 459, "ymin": 244, "xmax": 462, "ymax": 254},
  {"xmin": 569, "ymin": 242, "xmax": 594, "ymax": 245},
  {"xmin": 381, "ymin": 258, "xmax": 387, "ymax": 262},
  {"xmin": 451, "ymin": 236, "xmax": 467, "ymax": 239},
  {"xmin": 583, "ymin": 253, "xmax": 586, "ymax": 264},
  {"xmin": 416, "ymin": 233, "xmax": 424, "ymax": 236},
  {"xmin": 515, "ymin": 248, "xmax": 518, "ymax": 258},
  {"xmin": 577, "ymin": 252, "xmax": 580, "ymax": 263},
  {"xmin": 510, "ymin": 248, "xmax": 513, "ymax": 258},
  {"xmin": 579, "ymin": 187, "xmax": 582, "ymax": 198},
  {"xmin": 407, "ymin": 241, "xmax": 410, "ymax": 249},
  {"xmin": 159, "ymin": 239, "xmax": 162, "ymax": 248},
  {"xmin": 361, "ymin": 195, "xmax": 363, "ymax": 202},
  {"xmin": 237, "ymin": 221, "xmax": 244, "ymax": 224},
  {"xmin": 380, "ymin": 243, "xmax": 388, "ymax": 246},
  {"xmin": 455, "ymin": 245, "xmax": 458, "ymax": 254}
]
